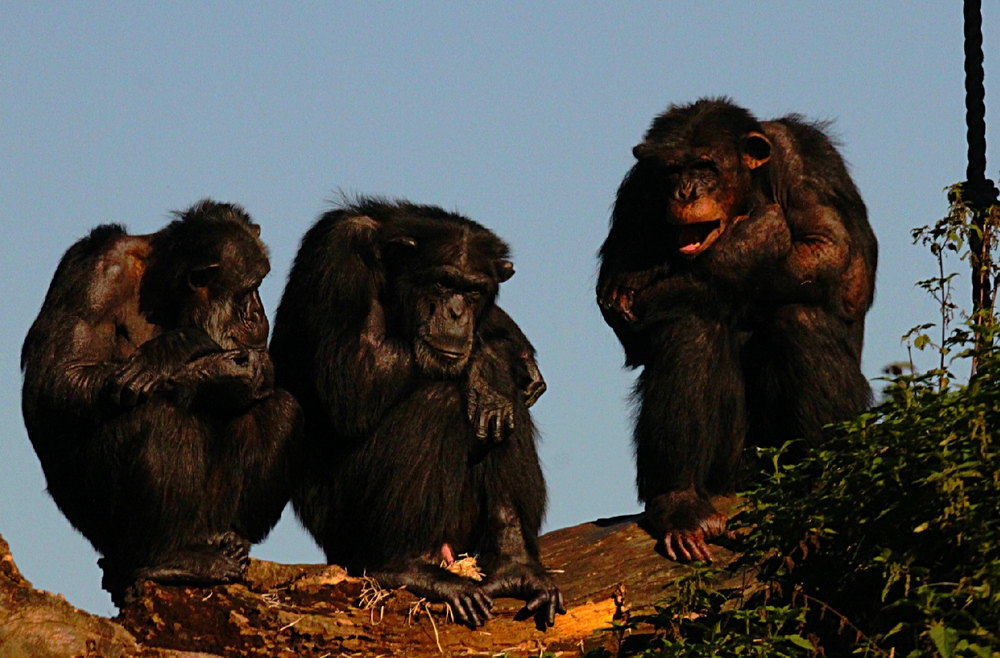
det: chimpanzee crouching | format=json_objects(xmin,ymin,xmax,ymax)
[
  {"xmin": 270, "ymin": 198, "xmax": 564, "ymax": 629},
  {"xmin": 21, "ymin": 200, "xmax": 301, "ymax": 605},
  {"xmin": 598, "ymin": 98, "xmax": 877, "ymax": 562}
]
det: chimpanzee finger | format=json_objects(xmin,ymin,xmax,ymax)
[
  {"xmin": 461, "ymin": 596, "xmax": 486, "ymax": 628},
  {"xmin": 675, "ymin": 535, "xmax": 694, "ymax": 562},
  {"xmin": 467, "ymin": 389, "xmax": 479, "ymax": 424},
  {"xmin": 664, "ymin": 535, "xmax": 678, "ymax": 561},
  {"xmin": 504, "ymin": 405, "xmax": 515, "ymax": 431},
  {"xmin": 525, "ymin": 590, "xmax": 546, "ymax": 612},
  {"xmin": 493, "ymin": 406, "xmax": 511, "ymax": 443},
  {"xmin": 471, "ymin": 591, "xmax": 493, "ymax": 621},
  {"xmin": 683, "ymin": 534, "xmax": 713, "ymax": 563},
  {"xmin": 476, "ymin": 405, "xmax": 490, "ymax": 440},
  {"xmin": 448, "ymin": 596, "xmax": 473, "ymax": 627}
]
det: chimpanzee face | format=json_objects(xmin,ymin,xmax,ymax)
[
  {"xmin": 182, "ymin": 225, "xmax": 271, "ymax": 350},
  {"xmin": 633, "ymin": 132, "xmax": 771, "ymax": 258},
  {"xmin": 386, "ymin": 234, "xmax": 513, "ymax": 378},
  {"xmin": 412, "ymin": 267, "xmax": 492, "ymax": 377}
]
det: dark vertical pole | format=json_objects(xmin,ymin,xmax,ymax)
[
  {"xmin": 964, "ymin": 0, "xmax": 993, "ymax": 322},
  {"xmin": 965, "ymin": 0, "xmax": 988, "ymax": 185},
  {"xmin": 962, "ymin": 0, "xmax": 991, "ymax": 320}
]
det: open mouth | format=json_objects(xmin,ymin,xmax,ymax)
[{"xmin": 676, "ymin": 220, "xmax": 722, "ymax": 257}]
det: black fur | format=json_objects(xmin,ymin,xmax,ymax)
[
  {"xmin": 21, "ymin": 200, "xmax": 301, "ymax": 605},
  {"xmin": 271, "ymin": 198, "xmax": 563, "ymax": 628},
  {"xmin": 597, "ymin": 99, "xmax": 878, "ymax": 558}
]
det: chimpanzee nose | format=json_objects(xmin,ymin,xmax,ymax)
[
  {"xmin": 447, "ymin": 295, "xmax": 466, "ymax": 319},
  {"xmin": 676, "ymin": 180, "xmax": 696, "ymax": 201}
]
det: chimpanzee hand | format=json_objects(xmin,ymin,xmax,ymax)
[
  {"xmin": 467, "ymin": 378, "xmax": 515, "ymax": 442},
  {"xmin": 466, "ymin": 356, "xmax": 515, "ymax": 442},
  {"xmin": 482, "ymin": 561, "xmax": 566, "ymax": 629},
  {"xmin": 520, "ymin": 351, "xmax": 546, "ymax": 408},
  {"xmin": 378, "ymin": 566, "xmax": 494, "ymax": 629},
  {"xmin": 102, "ymin": 329, "xmax": 221, "ymax": 409},
  {"xmin": 426, "ymin": 575, "xmax": 494, "ymax": 629},
  {"xmin": 171, "ymin": 348, "xmax": 274, "ymax": 409},
  {"xmin": 598, "ymin": 265, "xmax": 674, "ymax": 324},
  {"xmin": 597, "ymin": 277, "xmax": 639, "ymax": 322}
]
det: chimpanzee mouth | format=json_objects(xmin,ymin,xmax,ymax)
[
  {"xmin": 435, "ymin": 348, "xmax": 467, "ymax": 361},
  {"xmin": 423, "ymin": 338, "xmax": 471, "ymax": 361},
  {"xmin": 676, "ymin": 220, "xmax": 723, "ymax": 257}
]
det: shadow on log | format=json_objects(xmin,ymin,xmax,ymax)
[{"xmin": 2, "ymin": 497, "xmax": 745, "ymax": 657}]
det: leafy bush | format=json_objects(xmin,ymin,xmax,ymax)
[{"xmin": 594, "ymin": 188, "xmax": 1000, "ymax": 657}]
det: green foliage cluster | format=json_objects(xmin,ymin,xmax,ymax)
[{"xmin": 592, "ymin": 188, "xmax": 1000, "ymax": 657}]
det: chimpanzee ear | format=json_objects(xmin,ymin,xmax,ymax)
[
  {"xmin": 743, "ymin": 132, "xmax": 772, "ymax": 170},
  {"xmin": 387, "ymin": 236, "xmax": 418, "ymax": 249},
  {"xmin": 249, "ymin": 223, "xmax": 262, "ymax": 238},
  {"xmin": 496, "ymin": 260, "xmax": 515, "ymax": 282},
  {"xmin": 632, "ymin": 143, "xmax": 651, "ymax": 161},
  {"xmin": 187, "ymin": 264, "xmax": 221, "ymax": 291}
]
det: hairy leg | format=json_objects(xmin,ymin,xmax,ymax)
[
  {"xmin": 634, "ymin": 311, "xmax": 745, "ymax": 562},
  {"xmin": 96, "ymin": 400, "xmax": 254, "ymax": 603},
  {"xmin": 745, "ymin": 305, "xmax": 871, "ymax": 455}
]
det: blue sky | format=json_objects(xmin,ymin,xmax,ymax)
[{"xmin": 1, "ymin": 3, "xmax": 997, "ymax": 616}]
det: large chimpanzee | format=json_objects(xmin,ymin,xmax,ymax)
[
  {"xmin": 598, "ymin": 98, "xmax": 877, "ymax": 562},
  {"xmin": 270, "ymin": 198, "xmax": 564, "ymax": 628},
  {"xmin": 21, "ymin": 200, "xmax": 301, "ymax": 605}
]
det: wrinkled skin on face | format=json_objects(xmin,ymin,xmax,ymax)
[
  {"xmin": 632, "ymin": 130, "xmax": 772, "ymax": 259},
  {"xmin": 387, "ymin": 235, "xmax": 513, "ymax": 379},
  {"xmin": 166, "ymin": 225, "xmax": 271, "ymax": 351},
  {"xmin": 413, "ymin": 267, "xmax": 495, "ymax": 377}
]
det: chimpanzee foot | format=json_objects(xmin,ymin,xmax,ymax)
[
  {"xmin": 135, "ymin": 531, "xmax": 251, "ymax": 585},
  {"xmin": 646, "ymin": 489, "xmax": 727, "ymax": 563}
]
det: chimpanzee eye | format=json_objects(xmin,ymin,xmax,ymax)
[{"xmin": 433, "ymin": 282, "xmax": 448, "ymax": 295}]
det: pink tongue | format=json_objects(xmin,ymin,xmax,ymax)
[{"xmin": 678, "ymin": 225, "xmax": 704, "ymax": 253}]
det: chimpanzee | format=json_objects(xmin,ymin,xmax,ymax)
[
  {"xmin": 270, "ymin": 198, "xmax": 564, "ymax": 628},
  {"xmin": 597, "ymin": 98, "xmax": 877, "ymax": 562},
  {"xmin": 21, "ymin": 200, "xmax": 301, "ymax": 605}
]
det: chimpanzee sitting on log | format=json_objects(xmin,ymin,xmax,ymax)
[
  {"xmin": 21, "ymin": 200, "xmax": 301, "ymax": 605},
  {"xmin": 597, "ymin": 98, "xmax": 878, "ymax": 563},
  {"xmin": 270, "ymin": 198, "xmax": 563, "ymax": 629}
]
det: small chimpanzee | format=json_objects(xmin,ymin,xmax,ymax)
[
  {"xmin": 270, "ymin": 198, "xmax": 564, "ymax": 629},
  {"xmin": 21, "ymin": 200, "xmax": 301, "ymax": 605},
  {"xmin": 598, "ymin": 98, "xmax": 877, "ymax": 563}
]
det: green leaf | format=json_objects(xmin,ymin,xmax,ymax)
[
  {"xmin": 784, "ymin": 634, "xmax": 815, "ymax": 650},
  {"xmin": 928, "ymin": 621, "xmax": 956, "ymax": 658}
]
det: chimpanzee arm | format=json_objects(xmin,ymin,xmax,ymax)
[
  {"xmin": 780, "ymin": 203, "xmax": 853, "ymax": 302},
  {"xmin": 478, "ymin": 305, "xmax": 546, "ymax": 407},
  {"xmin": 698, "ymin": 204, "xmax": 793, "ymax": 284},
  {"xmin": 22, "ymin": 229, "xmax": 158, "ymax": 423},
  {"xmin": 303, "ymin": 215, "xmax": 418, "ymax": 439},
  {"xmin": 463, "ymin": 305, "xmax": 547, "ymax": 442},
  {"xmin": 478, "ymin": 505, "xmax": 565, "ymax": 629},
  {"xmin": 101, "ymin": 328, "xmax": 226, "ymax": 408},
  {"xmin": 758, "ymin": 118, "xmax": 859, "ymax": 306}
]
